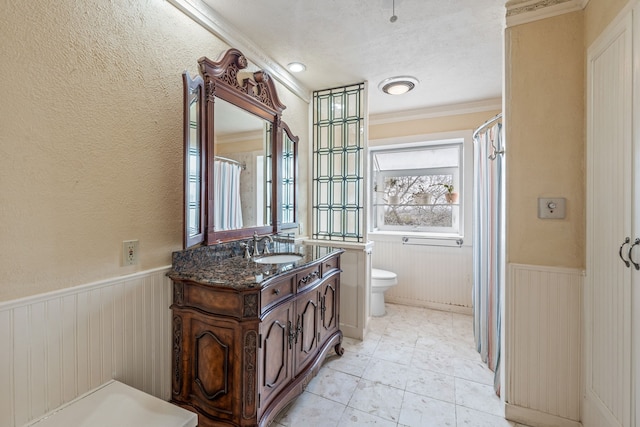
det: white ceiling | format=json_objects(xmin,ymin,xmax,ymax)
[{"xmin": 196, "ymin": 0, "xmax": 506, "ymax": 115}]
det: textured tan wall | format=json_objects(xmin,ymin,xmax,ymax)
[
  {"xmin": 369, "ymin": 110, "xmax": 501, "ymax": 142},
  {"xmin": 276, "ymin": 79, "xmax": 309, "ymax": 235},
  {"xmin": 505, "ymin": 11, "xmax": 585, "ymax": 269},
  {"xmin": 585, "ymin": 0, "xmax": 629, "ymax": 47},
  {"xmin": 0, "ymin": 0, "xmax": 308, "ymax": 301}
]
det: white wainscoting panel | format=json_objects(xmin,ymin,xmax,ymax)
[
  {"xmin": 0, "ymin": 267, "xmax": 173, "ymax": 427},
  {"xmin": 303, "ymin": 239, "xmax": 373, "ymax": 340},
  {"xmin": 338, "ymin": 248, "xmax": 372, "ymax": 340},
  {"xmin": 506, "ymin": 263, "xmax": 583, "ymax": 427},
  {"xmin": 370, "ymin": 236, "xmax": 473, "ymax": 313}
]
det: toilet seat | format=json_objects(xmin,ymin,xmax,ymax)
[{"xmin": 371, "ymin": 268, "xmax": 397, "ymax": 286}]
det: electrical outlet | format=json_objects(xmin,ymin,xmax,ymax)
[{"xmin": 123, "ymin": 240, "xmax": 138, "ymax": 266}]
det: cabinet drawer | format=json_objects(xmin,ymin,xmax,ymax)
[
  {"xmin": 321, "ymin": 255, "xmax": 340, "ymax": 278},
  {"xmin": 261, "ymin": 276, "xmax": 294, "ymax": 313},
  {"xmin": 296, "ymin": 264, "xmax": 321, "ymax": 291}
]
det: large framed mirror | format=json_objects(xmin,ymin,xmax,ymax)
[{"xmin": 182, "ymin": 48, "xmax": 297, "ymax": 247}]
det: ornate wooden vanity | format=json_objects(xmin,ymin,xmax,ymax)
[
  {"xmin": 174, "ymin": 49, "xmax": 342, "ymax": 426},
  {"xmin": 169, "ymin": 246, "xmax": 344, "ymax": 427}
]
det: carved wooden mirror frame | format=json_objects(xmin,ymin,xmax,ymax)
[{"xmin": 184, "ymin": 48, "xmax": 298, "ymax": 247}]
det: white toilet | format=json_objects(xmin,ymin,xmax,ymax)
[{"xmin": 371, "ymin": 268, "xmax": 398, "ymax": 316}]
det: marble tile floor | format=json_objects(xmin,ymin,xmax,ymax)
[{"xmin": 272, "ymin": 303, "xmax": 528, "ymax": 427}]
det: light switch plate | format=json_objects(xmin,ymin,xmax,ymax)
[{"xmin": 538, "ymin": 198, "xmax": 566, "ymax": 219}]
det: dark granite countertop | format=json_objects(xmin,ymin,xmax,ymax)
[{"xmin": 168, "ymin": 243, "xmax": 343, "ymax": 290}]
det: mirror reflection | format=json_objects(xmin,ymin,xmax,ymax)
[
  {"xmin": 187, "ymin": 87, "xmax": 202, "ymax": 238},
  {"xmin": 183, "ymin": 72, "xmax": 205, "ymax": 249},
  {"xmin": 214, "ymin": 98, "xmax": 272, "ymax": 231},
  {"xmin": 281, "ymin": 125, "xmax": 297, "ymax": 225}
]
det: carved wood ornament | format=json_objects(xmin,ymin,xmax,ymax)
[
  {"xmin": 243, "ymin": 293, "xmax": 259, "ymax": 317},
  {"xmin": 199, "ymin": 49, "xmax": 286, "ymax": 116},
  {"xmin": 172, "ymin": 315, "xmax": 183, "ymax": 396},
  {"xmin": 173, "ymin": 282, "xmax": 184, "ymax": 306},
  {"xmin": 243, "ymin": 330, "xmax": 258, "ymax": 419}
]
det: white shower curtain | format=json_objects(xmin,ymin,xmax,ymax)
[
  {"xmin": 214, "ymin": 160, "xmax": 243, "ymax": 231},
  {"xmin": 472, "ymin": 118, "xmax": 503, "ymax": 395}
]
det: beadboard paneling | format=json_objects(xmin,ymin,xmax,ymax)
[
  {"xmin": 506, "ymin": 263, "xmax": 583, "ymax": 426},
  {"xmin": 0, "ymin": 268, "xmax": 173, "ymax": 427},
  {"xmin": 370, "ymin": 236, "xmax": 473, "ymax": 313}
]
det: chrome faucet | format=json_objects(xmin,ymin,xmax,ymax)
[
  {"xmin": 253, "ymin": 232, "xmax": 274, "ymax": 256},
  {"xmin": 240, "ymin": 242, "xmax": 251, "ymax": 259}
]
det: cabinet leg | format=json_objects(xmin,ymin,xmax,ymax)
[{"xmin": 334, "ymin": 342, "xmax": 344, "ymax": 356}]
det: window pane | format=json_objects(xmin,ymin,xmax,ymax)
[
  {"xmin": 374, "ymin": 146, "xmax": 459, "ymax": 171},
  {"xmin": 317, "ymin": 95, "xmax": 331, "ymax": 122},
  {"xmin": 384, "ymin": 205, "xmax": 453, "ymax": 227},
  {"xmin": 346, "ymin": 120, "xmax": 361, "ymax": 148},
  {"xmin": 333, "ymin": 123, "xmax": 344, "ymax": 148},
  {"xmin": 371, "ymin": 142, "xmax": 462, "ymax": 234},
  {"xmin": 381, "ymin": 174, "xmax": 453, "ymax": 205},
  {"xmin": 317, "ymin": 180, "xmax": 330, "ymax": 206}
]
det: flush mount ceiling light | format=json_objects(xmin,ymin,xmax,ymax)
[
  {"xmin": 287, "ymin": 62, "xmax": 306, "ymax": 73},
  {"xmin": 378, "ymin": 76, "xmax": 419, "ymax": 95}
]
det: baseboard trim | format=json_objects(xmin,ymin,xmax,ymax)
[
  {"xmin": 385, "ymin": 297, "xmax": 472, "ymax": 315},
  {"xmin": 506, "ymin": 403, "xmax": 582, "ymax": 427},
  {"xmin": 340, "ymin": 323, "xmax": 365, "ymax": 340}
]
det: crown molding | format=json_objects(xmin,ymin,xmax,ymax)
[
  {"xmin": 506, "ymin": 0, "xmax": 587, "ymax": 27},
  {"xmin": 167, "ymin": 0, "xmax": 311, "ymax": 103},
  {"xmin": 369, "ymin": 98, "xmax": 502, "ymax": 126}
]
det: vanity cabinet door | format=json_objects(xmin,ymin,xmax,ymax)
[
  {"xmin": 188, "ymin": 316, "xmax": 240, "ymax": 424},
  {"xmin": 293, "ymin": 288, "xmax": 320, "ymax": 376},
  {"xmin": 259, "ymin": 302, "xmax": 293, "ymax": 412},
  {"xmin": 319, "ymin": 274, "xmax": 340, "ymax": 343}
]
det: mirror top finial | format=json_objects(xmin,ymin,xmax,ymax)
[{"xmin": 199, "ymin": 48, "xmax": 286, "ymax": 115}]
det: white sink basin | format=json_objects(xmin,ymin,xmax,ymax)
[{"xmin": 253, "ymin": 254, "xmax": 302, "ymax": 264}]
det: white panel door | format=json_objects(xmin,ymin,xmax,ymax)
[{"xmin": 585, "ymin": 9, "xmax": 633, "ymax": 427}]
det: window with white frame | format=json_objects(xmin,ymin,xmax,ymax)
[{"xmin": 370, "ymin": 141, "xmax": 463, "ymax": 234}]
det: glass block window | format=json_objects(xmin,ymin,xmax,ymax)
[
  {"xmin": 371, "ymin": 142, "xmax": 463, "ymax": 234},
  {"xmin": 312, "ymin": 83, "xmax": 365, "ymax": 242}
]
